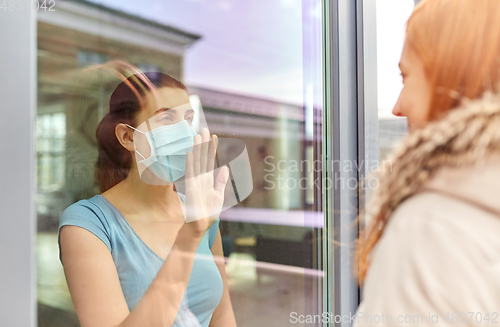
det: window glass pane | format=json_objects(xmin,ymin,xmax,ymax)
[
  {"xmin": 36, "ymin": 113, "xmax": 66, "ymax": 192},
  {"xmin": 36, "ymin": 1, "xmax": 324, "ymax": 326},
  {"xmin": 377, "ymin": 0, "xmax": 414, "ymax": 159},
  {"xmin": 77, "ymin": 50, "xmax": 106, "ymax": 68}
]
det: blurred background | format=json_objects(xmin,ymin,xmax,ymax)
[{"xmin": 35, "ymin": 0, "xmax": 413, "ymax": 326}]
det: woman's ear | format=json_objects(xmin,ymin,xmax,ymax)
[{"xmin": 115, "ymin": 123, "xmax": 135, "ymax": 152}]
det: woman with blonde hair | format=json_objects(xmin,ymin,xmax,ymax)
[{"xmin": 355, "ymin": 0, "xmax": 500, "ymax": 325}]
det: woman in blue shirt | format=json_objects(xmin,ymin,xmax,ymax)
[{"xmin": 59, "ymin": 65, "xmax": 237, "ymax": 327}]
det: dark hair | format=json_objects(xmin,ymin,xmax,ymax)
[{"xmin": 95, "ymin": 72, "xmax": 187, "ymax": 192}]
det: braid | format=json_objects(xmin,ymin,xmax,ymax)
[{"xmin": 356, "ymin": 89, "xmax": 500, "ymax": 284}]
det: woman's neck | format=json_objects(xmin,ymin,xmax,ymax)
[{"xmin": 103, "ymin": 167, "xmax": 182, "ymax": 220}]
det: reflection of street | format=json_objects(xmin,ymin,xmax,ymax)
[
  {"xmin": 37, "ymin": 233, "xmax": 311, "ymax": 327},
  {"xmin": 37, "ymin": 233, "xmax": 74, "ymax": 312},
  {"xmin": 226, "ymin": 253, "xmax": 309, "ymax": 327},
  {"xmin": 37, "ymin": 233, "xmax": 79, "ymax": 326}
]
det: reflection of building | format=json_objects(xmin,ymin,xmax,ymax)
[
  {"xmin": 379, "ymin": 117, "xmax": 408, "ymax": 159},
  {"xmin": 190, "ymin": 86, "xmax": 321, "ymax": 270},
  {"xmin": 36, "ymin": 2, "xmax": 319, "ymax": 325},
  {"xmin": 37, "ymin": 0, "xmax": 318, "ymax": 230},
  {"xmin": 36, "ymin": 0, "xmax": 200, "ymax": 229},
  {"xmin": 189, "ymin": 86, "xmax": 307, "ymax": 210}
]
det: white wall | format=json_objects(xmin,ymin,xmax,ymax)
[{"xmin": 0, "ymin": 7, "xmax": 37, "ymax": 327}]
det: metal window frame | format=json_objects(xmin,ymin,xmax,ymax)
[
  {"xmin": 356, "ymin": 0, "xmax": 379, "ymax": 306},
  {"xmin": 0, "ymin": 8, "xmax": 37, "ymax": 327},
  {"xmin": 322, "ymin": 0, "xmax": 377, "ymax": 325}
]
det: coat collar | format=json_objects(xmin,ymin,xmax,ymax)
[{"xmin": 422, "ymin": 153, "xmax": 500, "ymax": 217}]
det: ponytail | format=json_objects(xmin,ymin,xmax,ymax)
[{"xmin": 95, "ymin": 112, "xmax": 132, "ymax": 192}]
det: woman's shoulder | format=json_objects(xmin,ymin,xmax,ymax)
[
  {"xmin": 362, "ymin": 190, "xmax": 500, "ymax": 315},
  {"xmin": 61, "ymin": 195, "xmax": 110, "ymax": 224},
  {"xmin": 62, "ymin": 194, "xmax": 102, "ymax": 212},
  {"xmin": 388, "ymin": 190, "xmax": 500, "ymax": 236},
  {"xmin": 59, "ymin": 195, "xmax": 114, "ymax": 250},
  {"xmin": 375, "ymin": 190, "xmax": 500, "ymax": 278}
]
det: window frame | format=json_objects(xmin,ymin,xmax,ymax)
[
  {"xmin": 0, "ymin": 7, "xmax": 37, "ymax": 327},
  {"xmin": 321, "ymin": 0, "xmax": 377, "ymax": 325}
]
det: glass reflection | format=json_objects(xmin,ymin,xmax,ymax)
[{"xmin": 36, "ymin": 1, "xmax": 323, "ymax": 326}]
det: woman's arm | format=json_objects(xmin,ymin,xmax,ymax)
[
  {"xmin": 62, "ymin": 130, "xmax": 229, "ymax": 327},
  {"xmin": 209, "ymin": 230, "xmax": 237, "ymax": 327},
  {"xmin": 60, "ymin": 225, "xmax": 129, "ymax": 327},
  {"xmin": 60, "ymin": 223, "xmax": 204, "ymax": 327}
]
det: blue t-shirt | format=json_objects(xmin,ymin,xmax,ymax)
[{"xmin": 58, "ymin": 194, "xmax": 223, "ymax": 327}]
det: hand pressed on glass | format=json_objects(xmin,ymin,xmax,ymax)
[{"xmin": 181, "ymin": 128, "xmax": 229, "ymax": 230}]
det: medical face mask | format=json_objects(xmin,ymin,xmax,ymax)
[{"xmin": 126, "ymin": 120, "xmax": 197, "ymax": 183}]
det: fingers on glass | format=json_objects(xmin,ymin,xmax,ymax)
[
  {"xmin": 207, "ymin": 134, "xmax": 216, "ymax": 173},
  {"xmin": 214, "ymin": 165, "xmax": 229, "ymax": 195},
  {"xmin": 193, "ymin": 134, "xmax": 202, "ymax": 176},
  {"xmin": 185, "ymin": 151, "xmax": 194, "ymax": 179},
  {"xmin": 188, "ymin": 130, "xmax": 217, "ymax": 181},
  {"xmin": 200, "ymin": 128, "xmax": 210, "ymax": 174},
  {"xmin": 212, "ymin": 134, "xmax": 218, "ymax": 152}
]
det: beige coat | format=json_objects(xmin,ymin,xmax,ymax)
[{"xmin": 354, "ymin": 89, "xmax": 500, "ymax": 327}]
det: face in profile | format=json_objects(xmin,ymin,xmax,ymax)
[{"xmin": 392, "ymin": 40, "xmax": 432, "ymax": 132}]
